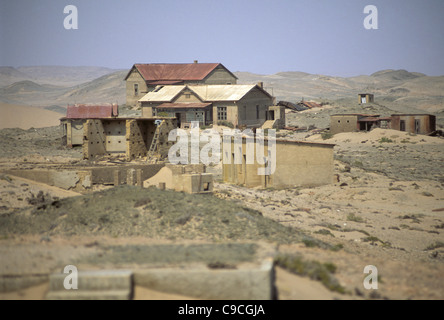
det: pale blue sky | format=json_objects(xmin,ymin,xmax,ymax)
[{"xmin": 1, "ymin": 0, "xmax": 443, "ymax": 76}]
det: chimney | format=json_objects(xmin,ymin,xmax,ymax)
[
  {"xmin": 194, "ymin": 60, "xmax": 198, "ymax": 64},
  {"xmin": 257, "ymin": 82, "xmax": 264, "ymax": 88}
]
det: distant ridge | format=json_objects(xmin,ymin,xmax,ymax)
[{"xmin": 0, "ymin": 66, "xmax": 442, "ymax": 114}]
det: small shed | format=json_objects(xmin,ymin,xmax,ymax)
[{"xmin": 358, "ymin": 93, "xmax": 374, "ymax": 104}]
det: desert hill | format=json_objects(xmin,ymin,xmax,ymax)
[
  {"xmin": 235, "ymin": 69, "xmax": 444, "ymax": 115},
  {"xmin": 0, "ymin": 66, "xmax": 124, "ymax": 87},
  {"xmin": 0, "ymin": 70, "xmax": 127, "ymax": 107},
  {"xmin": 0, "ymin": 66, "xmax": 442, "ymax": 122}
]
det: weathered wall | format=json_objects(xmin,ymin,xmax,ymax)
[
  {"xmin": 83, "ymin": 120, "xmax": 107, "ymax": 159},
  {"xmin": 391, "ymin": 115, "xmax": 436, "ymax": 135},
  {"xmin": 330, "ymin": 115, "xmax": 359, "ymax": 134},
  {"xmin": 267, "ymin": 105, "xmax": 286, "ymax": 129},
  {"xmin": 126, "ymin": 119, "xmax": 148, "ymax": 160},
  {"xmin": 143, "ymin": 164, "xmax": 212, "ymax": 193},
  {"xmin": 223, "ymin": 139, "xmax": 334, "ymax": 188},
  {"xmin": 237, "ymin": 87, "xmax": 274, "ymax": 127}
]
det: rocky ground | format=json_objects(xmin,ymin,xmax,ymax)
[{"xmin": 0, "ymin": 121, "xmax": 443, "ymax": 300}]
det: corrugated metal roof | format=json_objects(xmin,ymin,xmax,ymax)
[
  {"xmin": 66, "ymin": 104, "xmax": 118, "ymax": 119},
  {"xmin": 157, "ymin": 102, "xmax": 212, "ymax": 109},
  {"xmin": 124, "ymin": 63, "xmax": 219, "ymax": 81},
  {"xmin": 188, "ymin": 85, "xmax": 258, "ymax": 101},
  {"xmin": 138, "ymin": 86, "xmax": 186, "ymax": 102},
  {"xmin": 139, "ymin": 84, "xmax": 271, "ymax": 103}
]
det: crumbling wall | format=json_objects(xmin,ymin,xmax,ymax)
[
  {"xmin": 126, "ymin": 120, "xmax": 148, "ymax": 161},
  {"xmin": 83, "ymin": 120, "xmax": 107, "ymax": 159},
  {"xmin": 143, "ymin": 164, "xmax": 213, "ymax": 193},
  {"xmin": 157, "ymin": 119, "xmax": 178, "ymax": 159}
]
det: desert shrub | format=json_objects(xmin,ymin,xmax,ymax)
[
  {"xmin": 216, "ymin": 121, "xmax": 234, "ymax": 128},
  {"xmin": 321, "ymin": 132, "xmax": 334, "ymax": 140},
  {"xmin": 274, "ymin": 254, "xmax": 346, "ymax": 294},
  {"xmin": 379, "ymin": 137, "xmax": 394, "ymax": 143}
]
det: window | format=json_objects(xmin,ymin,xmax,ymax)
[
  {"xmin": 134, "ymin": 84, "xmax": 139, "ymax": 96},
  {"xmin": 217, "ymin": 107, "xmax": 227, "ymax": 121},
  {"xmin": 256, "ymin": 105, "xmax": 260, "ymax": 119},
  {"xmin": 185, "ymin": 94, "xmax": 191, "ymax": 99}
]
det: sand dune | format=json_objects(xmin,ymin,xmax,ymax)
[{"xmin": 0, "ymin": 103, "xmax": 62, "ymax": 129}]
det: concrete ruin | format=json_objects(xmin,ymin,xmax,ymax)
[
  {"xmin": 222, "ymin": 137, "xmax": 335, "ymax": 188},
  {"xmin": 143, "ymin": 164, "xmax": 213, "ymax": 194},
  {"xmin": 4, "ymin": 164, "xmax": 166, "ymax": 192}
]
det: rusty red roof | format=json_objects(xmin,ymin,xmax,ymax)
[
  {"xmin": 125, "ymin": 63, "xmax": 237, "ymax": 82},
  {"xmin": 66, "ymin": 104, "xmax": 118, "ymax": 119},
  {"xmin": 156, "ymin": 102, "xmax": 212, "ymax": 109}
]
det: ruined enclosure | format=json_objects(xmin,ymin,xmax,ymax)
[
  {"xmin": 5, "ymin": 163, "xmax": 166, "ymax": 192},
  {"xmin": 82, "ymin": 118, "xmax": 177, "ymax": 160},
  {"xmin": 222, "ymin": 137, "xmax": 335, "ymax": 188}
]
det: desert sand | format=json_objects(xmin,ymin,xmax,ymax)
[
  {"xmin": 0, "ymin": 119, "xmax": 442, "ymax": 300},
  {"xmin": 0, "ymin": 103, "xmax": 62, "ymax": 130}
]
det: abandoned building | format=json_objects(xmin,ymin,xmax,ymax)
[
  {"xmin": 358, "ymin": 93, "xmax": 374, "ymax": 104},
  {"xmin": 82, "ymin": 117, "xmax": 177, "ymax": 161},
  {"xmin": 124, "ymin": 62, "xmax": 238, "ymax": 107},
  {"xmin": 60, "ymin": 104, "xmax": 119, "ymax": 147},
  {"xmin": 330, "ymin": 114, "xmax": 392, "ymax": 134},
  {"xmin": 139, "ymin": 84, "xmax": 276, "ymax": 128},
  {"xmin": 222, "ymin": 137, "xmax": 335, "ymax": 188},
  {"xmin": 330, "ymin": 113, "xmax": 436, "ymax": 135},
  {"xmin": 390, "ymin": 114, "xmax": 436, "ymax": 135}
]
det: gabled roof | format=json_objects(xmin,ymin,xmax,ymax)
[
  {"xmin": 139, "ymin": 84, "xmax": 273, "ymax": 103},
  {"xmin": 138, "ymin": 86, "xmax": 187, "ymax": 102},
  {"xmin": 188, "ymin": 84, "xmax": 272, "ymax": 101},
  {"xmin": 124, "ymin": 63, "xmax": 238, "ymax": 82}
]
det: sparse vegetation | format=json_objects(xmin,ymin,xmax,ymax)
[
  {"xmin": 424, "ymin": 241, "xmax": 444, "ymax": 251},
  {"xmin": 378, "ymin": 137, "xmax": 394, "ymax": 143},
  {"xmin": 274, "ymin": 254, "xmax": 346, "ymax": 294},
  {"xmin": 314, "ymin": 229, "xmax": 335, "ymax": 237},
  {"xmin": 347, "ymin": 213, "xmax": 365, "ymax": 223},
  {"xmin": 321, "ymin": 132, "xmax": 334, "ymax": 140}
]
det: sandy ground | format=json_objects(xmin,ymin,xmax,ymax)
[
  {"xmin": 0, "ymin": 103, "xmax": 62, "ymax": 130},
  {"xmin": 0, "ymin": 124, "xmax": 443, "ymax": 300}
]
